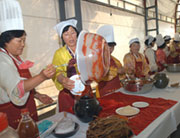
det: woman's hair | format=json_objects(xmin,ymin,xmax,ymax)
[
  {"xmin": 144, "ymin": 38, "xmax": 156, "ymax": 47},
  {"xmin": 144, "ymin": 39, "xmax": 149, "ymax": 46},
  {"xmin": 0, "ymin": 30, "xmax": 26, "ymax": 48},
  {"xmin": 61, "ymin": 25, "xmax": 79, "ymax": 46},
  {"xmin": 158, "ymin": 42, "xmax": 166, "ymax": 49}
]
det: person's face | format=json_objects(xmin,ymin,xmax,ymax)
[
  {"xmin": 5, "ymin": 34, "xmax": 26, "ymax": 58},
  {"xmin": 62, "ymin": 26, "xmax": 77, "ymax": 48},
  {"xmin": 130, "ymin": 42, "xmax": 140, "ymax": 55}
]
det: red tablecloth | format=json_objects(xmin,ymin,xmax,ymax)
[{"xmin": 97, "ymin": 92, "xmax": 177, "ymax": 135}]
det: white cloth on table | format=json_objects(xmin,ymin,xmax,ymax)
[{"xmin": 0, "ymin": 51, "xmax": 29, "ymax": 105}]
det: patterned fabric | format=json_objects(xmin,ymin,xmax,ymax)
[{"xmin": 67, "ymin": 58, "xmax": 77, "ymax": 78}]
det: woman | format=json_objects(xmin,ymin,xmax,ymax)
[
  {"xmin": 0, "ymin": 0, "xmax": 55, "ymax": 129},
  {"xmin": 163, "ymin": 35, "xmax": 171, "ymax": 57},
  {"xmin": 52, "ymin": 19, "xmax": 91, "ymax": 112},
  {"xmin": 96, "ymin": 25, "xmax": 125, "ymax": 97},
  {"xmin": 0, "ymin": 30, "xmax": 55, "ymax": 129},
  {"xmin": 156, "ymin": 34, "xmax": 167, "ymax": 72},
  {"xmin": 123, "ymin": 38, "xmax": 150, "ymax": 78},
  {"xmin": 167, "ymin": 33, "xmax": 180, "ymax": 64},
  {"xmin": 144, "ymin": 35, "xmax": 158, "ymax": 75}
]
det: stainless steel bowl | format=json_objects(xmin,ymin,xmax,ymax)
[
  {"xmin": 121, "ymin": 78, "xmax": 155, "ymax": 94},
  {"xmin": 166, "ymin": 63, "xmax": 180, "ymax": 72}
]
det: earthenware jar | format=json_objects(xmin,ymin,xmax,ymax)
[
  {"xmin": 74, "ymin": 95, "xmax": 102, "ymax": 123},
  {"xmin": 153, "ymin": 73, "xmax": 169, "ymax": 88}
]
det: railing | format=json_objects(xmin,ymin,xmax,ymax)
[{"xmin": 83, "ymin": 0, "xmax": 175, "ymax": 24}]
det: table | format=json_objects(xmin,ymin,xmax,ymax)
[{"xmin": 46, "ymin": 71, "xmax": 180, "ymax": 138}]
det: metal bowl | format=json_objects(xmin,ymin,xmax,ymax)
[
  {"xmin": 166, "ymin": 63, "xmax": 180, "ymax": 72},
  {"xmin": 121, "ymin": 78, "xmax": 155, "ymax": 94}
]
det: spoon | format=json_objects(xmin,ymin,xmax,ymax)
[{"xmin": 53, "ymin": 64, "xmax": 68, "ymax": 68}]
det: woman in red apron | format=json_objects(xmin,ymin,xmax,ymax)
[
  {"xmin": 167, "ymin": 40, "xmax": 180, "ymax": 64},
  {"xmin": 53, "ymin": 19, "xmax": 93, "ymax": 113},
  {"xmin": 156, "ymin": 34, "xmax": 167, "ymax": 72},
  {"xmin": 0, "ymin": 30, "xmax": 55, "ymax": 129},
  {"xmin": 144, "ymin": 35, "xmax": 158, "ymax": 75},
  {"xmin": 123, "ymin": 38, "xmax": 150, "ymax": 78},
  {"xmin": 95, "ymin": 25, "xmax": 125, "ymax": 97}
]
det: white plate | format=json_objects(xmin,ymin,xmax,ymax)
[
  {"xmin": 115, "ymin": 106, "xmax": 140, "ymax": 116},
  {"xmin": 132, "ymin": 102, "xmax": 149, "ymax": 108},
  {"xmin": 70, "ymin": 75, "xmax": 85, "ymax": 95}
]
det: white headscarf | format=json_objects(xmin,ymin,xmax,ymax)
[
  {"xmin": 54, "ymin": 19, "xmax": 77, "ymax": 37},
  {"xmin": 145, "ymin": 35, "xmax": 155, "ymax": 47},
  {"xmin": 129, "ymin": 38, "xmax": 139, "ymax": 46},
  {"xmin": 156, "ymin": 34, "xmax": 165, "ymax": 47}
]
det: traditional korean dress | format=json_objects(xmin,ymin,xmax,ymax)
[
  {"xmin": 52, "ymin": 46, "xmax": 92, "ymax": 112},
  {"xmin": 0, "ymin": 48, "xmax": 38, "ymax": 129},
  {"xmin": 123, "ymin": 52, "xmax": 150, "ymax": 78},
  {"xmin": 96, "ymin": 56, "xmax": 125, "ymax": 98}
]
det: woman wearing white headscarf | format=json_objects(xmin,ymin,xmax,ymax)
[
  {"xmin": 52, "ymin": 19, "xmax": 92, "ymax": 112},
  {"xmin": 156, "ymin": 34, "xmax": 167, "ymax": 71},
  {"xmin": 95, "ymin": 25, "xmax": 125, "ymax": 97},
  {"xmin": 144, "ymin": 35, "xmax": 158, "ymax": 75},
  {"xmin": 123, "ymin": 38, "xmax": 150, "ymax": 78},
  {"xmin": 163, "ymin": 35, "xmax": 171, "ymax": 57}
]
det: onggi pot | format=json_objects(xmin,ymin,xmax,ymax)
[
  {"xmin": 74, "ymin": 95, "xmax": 102, "ymax": 123},
  {"xmin": 153, "ymin": 73, "xmax": 169, "ymax": 88}
]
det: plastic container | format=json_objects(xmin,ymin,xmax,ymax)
[
  {"xmin": 17, "ymin": 108, "xmax": 39, "ymax": 138},
  {"xmin": 0, "ymin": 112, "xmax": 19, "ymax": 138}
]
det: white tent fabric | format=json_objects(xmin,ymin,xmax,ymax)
[
  {"xmin": 14, "ymin": 0, "xmax": 177, "ymax": 112},
  {"xmin": 78, "ymin": 0, "xmax": 174, "ymax": 63}
]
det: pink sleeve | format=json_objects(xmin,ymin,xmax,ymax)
[{"xmin": 17, "ymin": 80, "xmax": 25, "ymax": 98}]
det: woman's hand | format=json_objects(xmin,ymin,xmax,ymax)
[
  {"xmin": 35, "ymin": 92, "xmax": 54, "ymax": 104},
  {"xmin": 41, "ymin": 64, "xmax": 56, "ymax": 79},
  {"xmin": 58, "ymin": 74, "xmax": 75, "ymax": 91}
]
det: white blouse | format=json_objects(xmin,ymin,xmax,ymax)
[
  {"xmin": 0, "ymin": 50, "xmax": 30, "ymax": 106},
  {"xmin": 144, "ymin": 48, "xmax": 158, "ymax": 72}
]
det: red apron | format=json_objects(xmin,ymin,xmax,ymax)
[
  {"xmin": 134, "ymin": 55, "xmax": 144, "ymax": 78},
  {"xmin": 58, "ymin": 57, "xmax": 93, "ymax": 112},
  {"xmin": 167, "ymin": 49, "xmax": 180, "ymax": 64},
  {"xmin": 0, "ymin": 49, "xmax": 38, "ymax": 129},
  {"xmin": 97, "ymin": 58, "xmax": 122, "ymax": 97},
  {"xmin": 156, "ymin": 49, "xmax": 167, "ymax": 72}
]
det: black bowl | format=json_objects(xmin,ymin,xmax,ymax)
[{"xmin": 53, "ymin": 122, "xmax": 79, "ymax": 138}]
